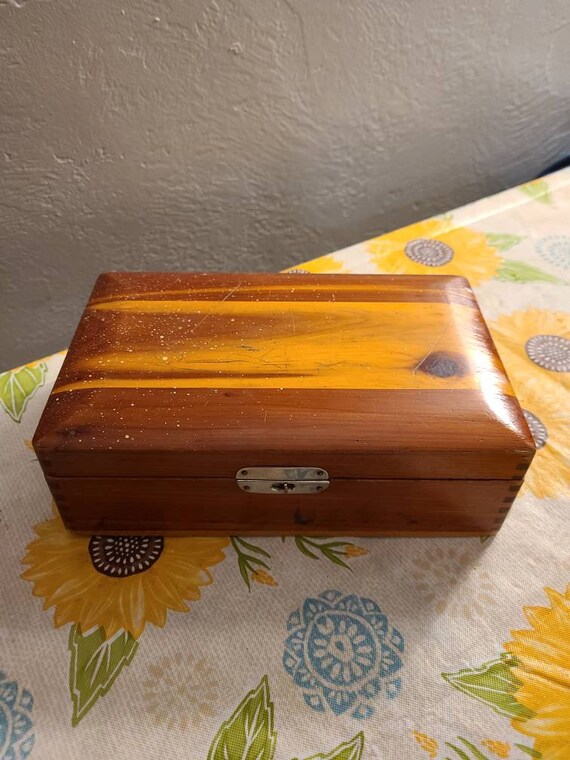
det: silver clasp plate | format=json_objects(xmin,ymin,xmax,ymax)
[{"xmin": 236, "ymin": 467, "xmax": 330, "ymax": 494}]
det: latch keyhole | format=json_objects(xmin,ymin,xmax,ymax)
[{"xmin": 271, "ymin": 482, "xmax": 296, "ymax": 493}]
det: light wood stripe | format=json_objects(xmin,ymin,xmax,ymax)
[{"xmin": 54, "ymin": 301, "xmax": 513, "ymax": 394}]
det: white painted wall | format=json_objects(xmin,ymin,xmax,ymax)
[{"xmin": 1, "ymin": 0, "xmax": 569, "ymax": 366}]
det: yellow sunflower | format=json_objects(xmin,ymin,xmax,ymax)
[
  {"xmin": 505, "ymin": 585, "xmax": 570, "ymax": 760},
  {"xmin": 21, "ymin": 509, "xmax": 229, "ymax": 639},
  {"xmin": 283, "ymin": 254, "xmax": 346, "ymax": 274},
  {"xmin": 491, "ymin": 309, "xmax": 570, "ymax": 390},
  {"xmin": 510, "ymin": 379, "xmax": 569, "ymax": 499},
  {"xmin": 367, "ymin": 217, "xmax": 501, "ymax": 285}
]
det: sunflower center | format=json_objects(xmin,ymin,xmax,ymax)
[
  {"xmin": 523, "ymin": 409, "xmax": 548, "ymax": 449},
  {"xmin": 536, "ymin": 235, "xmax": 570, "ymax": 269},
  {"xmin": 525, "ymin": 334, "xmax": 570, "ymax": 372},
  {"xmin": 88, "ymin": 536, "xmax": 165, "ymax": 577},
  {"xmin": 404, "ymin": 238, "xmax": 454, "ymax": 267}
]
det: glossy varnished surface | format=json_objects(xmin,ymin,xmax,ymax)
[
  {"xmin": 34, "ymin": 273, "xmax": 534, "ymax": 534},
  {"xmin": 52, "ymin": 273, "xmax": 506, "ymax": 393}
]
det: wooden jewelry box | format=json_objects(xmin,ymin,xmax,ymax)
[{"xmin": 33, "ymin": 272, "xmax": 535, "ymax": 536}]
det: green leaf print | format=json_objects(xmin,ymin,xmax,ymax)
[
  {"xmin": 302, "ymin": 733, "xmax": 365, "ymax": 760},
  {"xmin": 209, "ymin": 678, "xmax": 367, "ymax": 760},
  {"xmin": 230, "ymin": 536, "xmax": 274, "ymax": 589},
  {"xmin": 495, "ymin": 259, "xmax": 566, "ymax": 284},
  {"xmin": 207, "ymin": 676, "xmax": 277, "ymax": 760},
  {"xmin": 0, "ymin": 362, "xmax": 47, "ymax": 422},
  {"xmin": 515, "ymin": 744, "xmax": 542, "ymax": 758},
  {"xmin": 442, "ymin": 655, "xmax": 533, "ymax": 720},
  {"xmin": 445, "ymin": 737, "xmax": 540, "ymax": 760},
  {"xmin": 445, "ymin": 737, "xmax": 490, "ymax": 760},
  {"xmin": 293, "ymin": 537, "xmax": 368, "ymax": 569},
  {"xmin": 68, "ymin": 625, "xmax": 138, "ymax": 726},
  {"xmin": 519, "ymin": 179, "xmax": 552, "ymax": 205},
  {"xmin": 486, "ymin": 233, "xmax": 522, "ymax": 252}
]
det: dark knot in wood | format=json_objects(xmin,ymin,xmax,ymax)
[
  {"xmin": 294, "ymin": 508, "xmax": 312, "ymax": 525},
  {"xmin": 418, "ymin": 351, "xmax": 467, "ymax": 378}
]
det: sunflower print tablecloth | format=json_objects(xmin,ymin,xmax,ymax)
[{"xmin": 1, "ymin": 171, "xmax": 569, "ymax": 760}]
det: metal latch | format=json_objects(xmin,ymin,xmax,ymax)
[{"xmin": 236, "ymin": 467, "xmax": 330, "ymax": 494}]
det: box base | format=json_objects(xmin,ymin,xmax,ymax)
[{"xmin": 47, "ymin": 476, "xmax": 520, "ymax": 536}]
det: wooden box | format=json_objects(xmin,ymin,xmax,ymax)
[{"xmin": 33, "ymin": 272, "xmax": 535, "ymax": 536}]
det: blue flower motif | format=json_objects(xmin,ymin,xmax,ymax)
[
  {"xmin": 536, "ymin": 235, "xmax": 570, "ymax": 270},
  {"xmin": 0, "ymin": 670, "xmax": 35, "ymax": 760},
  {"xmin": 283, "ymin": 590, "xmax": 404, "ymax": 719}
]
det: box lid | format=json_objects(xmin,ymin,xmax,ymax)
[{"xmin": 34, "ymin": 272, "xmax": 534, "ymax": 480}]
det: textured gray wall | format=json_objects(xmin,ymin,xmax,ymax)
[{"xmin": 1, "ymin": 0, "xmax": 570, "ymax": 368}]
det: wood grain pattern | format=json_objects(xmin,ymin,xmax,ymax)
[
  {"xmin": 33, "ymin": 272, "xmax": 535, "ymax": 535},
  {"xmin": 35, "ymin": 389, "xmax": 532, "ymax": 480},
  {"xmin": 54, "ymin": 300, "xmax": 499, "ymax": 392},
  {"xmin": 51, "ymin": 273, "xmax": 508, "ymax": 396},
  {"xmin": 88, "ymin": 272, "xmax": 480, "ymax": 305},
  {"xmin": 47, "ymin": 476, "xmax": 516, "ymax": 536}
]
